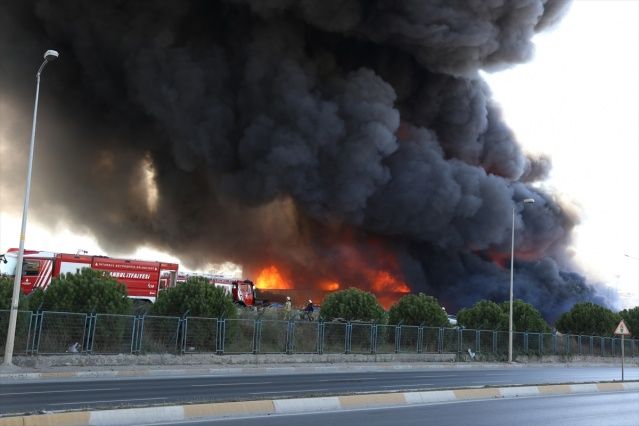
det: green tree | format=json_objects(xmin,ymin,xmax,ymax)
[
  {"xmin": 555, "ymin": 302, "xmax": 620, "ymax": 336},
  {"xmin": 388, "ymin": 293, "xmax": 449, "ymax": 327},
  {"xmin": 41, "ymin": 269, "xmax": 132, "ymax": 314},
  {"xmin": 319, "ymin": 288, "xmax": 386, "ymax": 323},
  {"xmin": 457, "ymin": 300, "xmax": 506, "ymax": 331},
  {"xmin": 0, "ymin": 275, "xmax": 29, "ymax": 310},
  {"xmin": 618, "ymin": 306, "xmax": 639, "ymax": 338},
  {"xmin": 150, "ymin": 277, "xmax": 236, "ymax": 318},
  {"xmin": 499, "ymin": 300, "xmax": 550, "ymax": 332}
]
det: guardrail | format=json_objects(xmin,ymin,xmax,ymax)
[{"xmin": 1, "ymin": 309, "xmax": 637, "ymax": 358}]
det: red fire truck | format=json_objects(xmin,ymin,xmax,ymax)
[{"xmin": 0, "ymin": 249, "xmax": 255, "ymax": 305}]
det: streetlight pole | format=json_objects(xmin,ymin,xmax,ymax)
[
  {"xmin": 2, "ymin": 50, "xmax": 59, "ymax": 367},
  {"xmin": 508, "ymin": 197, "xmax": 535, "ymax": 363}
]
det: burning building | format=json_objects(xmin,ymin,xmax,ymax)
[{"xmin": 0, "ymin": 0, "xmax": 608, "ymax": 319}]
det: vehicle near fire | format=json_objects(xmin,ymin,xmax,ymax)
[{"xmin": 0, "ymin": 248, "xmax": 255, "ymax": 306}]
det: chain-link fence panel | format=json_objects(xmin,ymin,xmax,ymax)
[
  {"xmin": 398, "ymin": 326, "xmax": 419, "ymax": 353},
  {"xmin": 527, "ymin": 333, "xmax": 541, "ymax": 355},
  {"xmin": 36, "ymin": 311, "xmax": 88, "ymax": 354},
  {"xmin": 350, "ymin": 323, "xmax": 373, "ymax": 354},
  {"xmin": 577, "ymin": 336, "xmax": 591, "ymax": 355},
  {"xmin": 512, "ymin": 332, "xmax": 525, "ymax": 354},
  {"xmin": 223, "ymin": 319, "xmax": 255, "ymax": 354},
  {"xmin": 495, "ymin": 331, "xmax": 508, "ymax": 355},
  {"xmin": 421, "ymin": 327, "xmax": 439, "ymax": 353},
  {"xmin": 600, "ymin": 337, "xmax": 612, "ymax": 357},
  {"xmin": 183, "ymin": 317, "xmax": 217, "ymax": 353},
  {"xmin": 322, "ymin": 322, "xmax": 347, "ymax": 354},
  {"xmin": 460, "ymin": 329, "xmax": 478, "ymax": 354},
  {"xmin": 140, "ymin": 315, "xmax": 180, "ymax": 354},
  {"xmin": 375, "ymin": 325, "xmax": 397, "ymax": 354},
  {"xmin": 0, "ymin": 310, "xmax": 33, "ymax": 356},
  {"xmin": 478, "ymin": 330, "xmax": 494, "ymax": 354},
  {"xmin": 91, "ymin": 314, "xmax": 135, "ymax": 354},
  {"xmin": 441, "ymin": 328, "xmax": 459, "ymax": 353},
  {"xmin": 541, "ymin": 334, "xmax": 555, "ymax": 355},
  {"xmin": 591, "ymin": 336, "xmax": 602, "ymax": 356},
  {"xmin": 291, "ymin": 321, "xmax": 319, "ymax": 354},
  {"xmin": 258, "ymin": 320, "xmax": 288, "ymax": 354},
  {"xmin": 611, "ymin": 338, "xmax": 621, "ymax": 357}
]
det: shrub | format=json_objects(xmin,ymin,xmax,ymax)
[
  {"xmin": 40, "ymin": 268, "xmax": 132, "ymax": 314},
  {"xmin": 555, "ymin": 302, "xmax": 620, "ymax": 336},
  {"xmin": 388, "ymin": 293, "xmax": 448, "ymax": 327},
  {"xmin": 151, "ymin": 276, "xmax": 236, "ymax": 318},
  {"xmin": 618, "ymin": 306, "xmax": 639, "ymax": 338},
  {"xmin": 319, "ymin": 288, "xmax": 385, "ymax": 323}
]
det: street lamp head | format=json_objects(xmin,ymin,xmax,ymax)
[
  {"xmin": 523, "ymin": 198, "xmax": 535, "ymax": 204},
  {"xmin": 43, "ymin": 49, "xmax": 59, "ymax": 61}
]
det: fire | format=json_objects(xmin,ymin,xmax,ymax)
[
  {"xmin": 255, "ymin": 265, "xmax": 293, "ymax": 290},
  {"xmin": 371, "ymin": 270, "xmax": 410, "ymax": 293},
  {"xmin": 319, "ymin": 281, "xmax": 340, "ymax": 291}
]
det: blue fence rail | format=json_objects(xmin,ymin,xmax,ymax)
[{"xmin": 1, "ymin": 310, "xmax": 637, "ymax": 358}]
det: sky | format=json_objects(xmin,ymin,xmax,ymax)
[{"xmin": 1, "ymin": 0, "xmax": 638, "ymax": 307}]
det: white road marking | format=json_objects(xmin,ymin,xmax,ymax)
[
  {"xmin": 50, "ymin": 397, "xmax": 167, "ymax": 406},
  {"xmin": 191, "ymin": 381, "xmax": 271, "ymax": 387},
  {"xmin": 0, "ymin": 387, "xmax": 120, "ymax": 396},
  {"xmin": 250, "ymin": 389, "xmax": 329, "ymax": 395},
  {"xmin": 319, "ymin": 377, "xmax": 379, "ymax": 382}
]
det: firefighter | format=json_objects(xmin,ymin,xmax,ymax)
[
  {"xmin": 284, "ymin": 296, "xmax": 292, "ymax": 320},
  {"xmin": 304, "ymin": 299, "xmax": 314, "ymax": 321}
]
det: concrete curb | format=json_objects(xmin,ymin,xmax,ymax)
[
  {"xmin": 1, "ymin": 381, "xmax": 637, "ymax": 426},
  {"xmin": 4, "ymin": 360, "xmax": 638, "ymax": 382}
]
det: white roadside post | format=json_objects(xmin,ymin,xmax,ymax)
[
  {"xmin": 614, "ymin": 319, "xmax": 631, "ymax": 382},
  {"xmin": 2, "ymin": 50, "xmax": 59, "ymax": 367},
  {"xmin": 508, "ymin": 198, "xmax": 535, "ymax": 363}
]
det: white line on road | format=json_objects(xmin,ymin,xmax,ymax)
[
  {"xmin": 250, "ymin": 389, "xmax": 329, "ymax": 395},
  {"xmin": 319, "ymin": 377, "xmax": 379, "ymax": 382},
  {"xmin": 191, "ymin": 382, "xmax": 272, "ymax": 387},
  {"xmin": 413, "ymin": 375, "xmax": 460, "ymax": 378},
  {"xmin": 380, "ymin": 384, "xmax": 433, "ymax": 388},
  {"xmin": 50, "ymin": 397, "xmax": 167, "ymax": 406},
  {"xmin": 0, "ymin": 387, "xmax": 120, "ymax": 396}
]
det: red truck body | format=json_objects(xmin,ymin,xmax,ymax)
[{"xmin": 0, "ymin": 248, "xmax": 254, "ymax": 305}]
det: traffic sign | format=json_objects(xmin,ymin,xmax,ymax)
[{"xmin": 614, "ymin": 320, "xmax": 631, "ymax": 336}]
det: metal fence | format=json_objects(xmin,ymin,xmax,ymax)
[{"xmin": 1, "ymin": 309, "xmax": 638, "ymax": 358}]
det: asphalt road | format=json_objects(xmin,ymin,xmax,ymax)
[
  {"xmin": 1, "ymin": 366, "xmax": 637, "ymax": 415},
  {"xmin": 152, "ymin": 392, "xmax": 639, "ymax": 426}
]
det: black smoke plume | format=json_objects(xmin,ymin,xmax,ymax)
[{"xmin": 0, "ymin": 0, "xmax": 609, "ymax": 320}]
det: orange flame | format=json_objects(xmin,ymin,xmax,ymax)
[
  {"xmin": 255, "ymin": 265, "xmax": 293, "ymax": 290},
  {"xmin": 319, "ymin": 281, "xmax": 340, "ymax": 291},
  {"xmin": 371, "ymin": 270, "xmax": 410, "ymax": 293}
]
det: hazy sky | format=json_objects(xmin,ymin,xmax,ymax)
[
  {"xmin": 483, "ymin": 0, "xmax": 639, "ymax": 307},
  {"xmin": 1, "ymin": 0, "xmax": 638, "ymax": 307}
]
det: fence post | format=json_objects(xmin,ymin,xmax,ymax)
[
  {"xmin": 438, "ymin": 328, "xmax": 443, "ymax": 354},
  {"xmin": 84, "ymin": 313, "xmax": 96, "ymax": 354},
  {"xmin": 345, "ymin": 322, "xmax": 352, "ymax": 354},
  {"xmin": 523, "ymin": 332, "xmax": 528, "ymax": 354},
  {"xmin": 417, "ymin": 325, "xmax": 423, "ymax": 354},
  {"xmin": 475, "ymin": 329, "xmax": 480, "ymax": 354},
  {"xmin": 216, "ymin": 319, "xmax": 225, "ymax": 355},
  {"xmin": 395, "ymin": 325, "xmax": 401, "ymax": 353},
  {"xmin": 286, "ymin": 321, "xmax": 294, "ymax": 355},
  {"xmin": 253, "ymin": 319, "xmax": 261, "ymax": 354},
  {"xmin": 371, "ymin": 323, "xmax": 378, "ymax": 354},
  {"xmin": 318, "ymin": 321, "xmax": 324, "ymax": 355},
  {"xmin": 35, "ymin": 311, "xmax": 45, "ymax": 355},
  {"xmin": 133, "ymin": 314, "xmax": 144, "ymax": 354},
  {"xmin": 28, "ymin": 311, "xmax": 43, "ymax": 355}
]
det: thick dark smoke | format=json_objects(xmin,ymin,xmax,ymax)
[{"xmin": 0, "ymin": 0, "xmax": 609, "ymax": 320}]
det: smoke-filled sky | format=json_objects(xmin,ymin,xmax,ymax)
[{"xmin": 0, "ymin": 0, "xmax": 636, "ymax": 319}]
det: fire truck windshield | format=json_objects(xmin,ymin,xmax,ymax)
[{"xmin": 0, "ymin": 253, "xmax": 17, "ymax": 276}]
